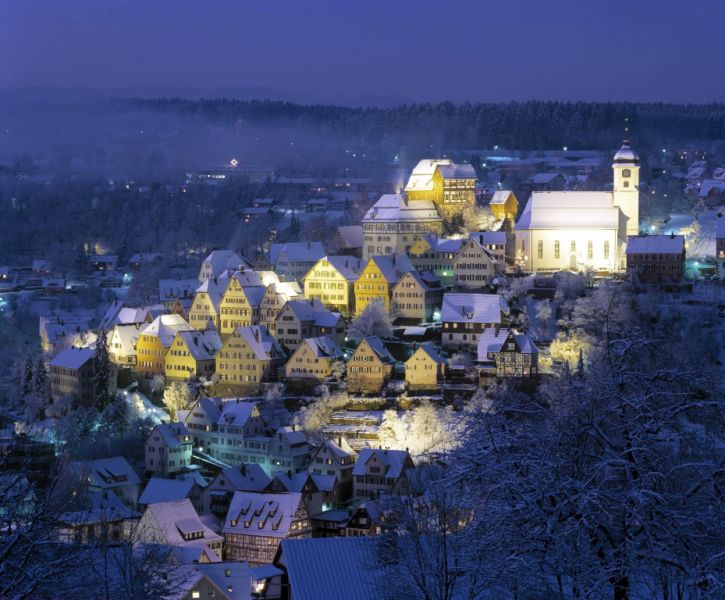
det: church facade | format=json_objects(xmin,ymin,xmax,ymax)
[{"xmin": 514, "ymin": 141, "xmax": 640, "ymax": 273}]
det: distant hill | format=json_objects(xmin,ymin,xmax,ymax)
[{"xmin": 116, "ymin": 98, "xmax": 725, "ymax": 151}]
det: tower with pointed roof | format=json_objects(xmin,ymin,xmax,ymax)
[{"xmin": 612, "ymin": 139, "xmax": 640, "ymax": 237}]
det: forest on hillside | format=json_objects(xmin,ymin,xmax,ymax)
[{"xmin": 118, "ymin": 98, "xmax": 725, "ymax": 152}]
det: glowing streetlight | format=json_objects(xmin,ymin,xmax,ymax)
[{"xmin": 230, "ymin": 158, "xmax": 239, "ymax": 167}]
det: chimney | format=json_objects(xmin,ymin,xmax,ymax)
[
  {"xmin": 241, "ymin": 464, "xmax": 247, "ymax": 476},
  {"xmin": 287, "ymin": 469, "xmax": 292, "ymax": 479},
  {"xmin": 193, "ymin": 336, "xmax": 199, "ymax": 346},
  {"xmin": 292, "ymin": 424, "xmax": 296, "ymax": 432},
  {"xmin": 338, "ymin": 436, "xmax": 342, "ymax": 447},
  {"xmin": 253, "ymin": 328, "xmax": 259, "ymax": 342}
]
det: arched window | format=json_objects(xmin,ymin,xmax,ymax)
[
  {"xmin": 537, "ymin": 240, "xmax": 543, "ymax": 259},
  {"xmin": 604, "ymin": 241, "xmax": 610, "ymax": 260},
  {"xmin": 554, "ymin": 241, "xmax": 560, "ymax": 259},
  {"xmin": 587, "ymin": 241, "xmax": 593, "ymax": 260}
]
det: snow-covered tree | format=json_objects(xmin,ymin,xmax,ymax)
[
  {"xmin": 348, "ymin": 298, "xmax": 393, "ymax": 340},
  {"xmin": 260, "ymin": 383, "xmax": 290, "ymax": 430},
  {"xmin": 293, "ymin": 387, "xmax": 349, "ymax": 435},
  {"xmin": 163, "ymin": 381, "xmax": 194, "ymax": 421},
  {"xmin": 99, "ymin": 393, "xmax": 132, "ymax": 434},
  {"xmin": 32, "ymin": 355, "xmax": 49, "ymax": 398}
]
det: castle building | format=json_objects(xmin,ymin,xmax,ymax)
[
  {"xmin": 361, "ymin": 194, "xmax": 443, "ymax": 262},
  {"xmin": 514, "ymin": 141, "xmax": 640, "ymax": 273},
  {"xmin": 404, "ymin": 159, "xmax": 477, "ymax": 221}
]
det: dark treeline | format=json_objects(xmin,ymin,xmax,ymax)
[{"xmin": 117, "ymin": 98, "xmax": 725, "ymax": 150}]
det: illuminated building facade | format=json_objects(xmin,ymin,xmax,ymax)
[{"xmin": 404, "ymin": 159, "xmax": 477, "ymax": 221}]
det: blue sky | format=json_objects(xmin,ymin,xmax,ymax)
[{"xmin": 2, "ymin": 0, "xmax": 723, "ymax": 104}]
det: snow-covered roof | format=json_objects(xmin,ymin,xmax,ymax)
[
  {"xmin": 152, "ymin": 422, "xmax": 191, "ymax": 449},
  {"xmin": 222, "ymin": 491, "xmax": 303, "ymax": 539},
  {"xmin": 413, "ymin": 342, "xmax": 446, "ymax": 364},
  {"xmin": 48, "ymin": 347, "xmax": 95, "ymax": 370},
  {"xmin": 316, "ymin": 256, "xmax": 363, "ymax": 282},
  {"xmin": 281, "ymin": 537, "xmax": 380, "ymax": 600},
  {"xmin": 58, "ymin": 489, "xmax": 140, "ymax": 526},
  {"xmin": 303, "ymin": 336, "xmax": 344, "ymax": 359},
  {"xmin": 470, "ymin": 231, "xmax": 506, "ymax": 245},
  {"xmin": 394, "ymin": 270, "xmax": 439, "ymax": 292},
  {"xmin": 490, "ymin": 190, "xmax": 516, "ymax": 205},
  {"xmin": 441, "ymin": 293, "xmax": 508, "ymax": 324},
  {"xmin": 139, "ymin": 477, "xmax": 194, "ymax": 506},
  {"xmin": 626, "ymin": 235, "xmax": 685, "ymax": 254},
  {"xmin": 129, "ymin": 252, "xmax": 163, "ymax": 264},
  {"xmin": 516, "ymin": 191, "xmax": 621, "ymax": 230},
  {"xmin": 215, "ymin": 464, "xmax": 271, "ymax": 492},
  {"xmin": 270, "ymin": 242, "xmax": 326, "ymax": 265},
  {"xmin": 218, "ymin": 400, "xmax": 260, "ymax": 428},
  {"xmin": 233, "ymin": 326, "xmax": 282, "ymax": 361},
  {"xmin": 70, "ymin": 456, "xmax": 140, "ymax": 489},
  {"xmin": 612, "ymin": 140, "xmax": 640, "ymax": 165},
  {"xmin": 275, "ymin": 426, "xmax": 308, "ymax": 448},
  {"xmin": 193, "ymin": 562, "xmax": 254, "ymax": 600},
  {"xmin": 110, "ymin": 324, "xmax": 142, "ymax": 355},
  {"xmin": 145, "ymin": 499, "xmax": 222, "ymax": 554},
  {"xmin": 203, "ymin": 250, "xmax": 248, "ymax": 277},
  {"xmin": 421, "ymin": 235, "xmax": 463, "ymax": 253},
  {"xmin": 530, "ymin": 172, "xmax": 563, "ymax": 184},
  {"xmin": 362, "ymin": 194, "xmax": 441, "ymax": 223},
  {"xmin": 358, "ymin": 336, "xmax": 394, "ymax": 363},
  {"xmin": 282, "ymin": 300, "xmax": 341, "ymax": 328},
  {"xmin": 362, "ymin": 255, "xmax": 407, "ymax": 284},
  {"xmin": 141, "ymin": 314, "xmax": 193, "ymax": 347},
  {"xmin": 177, "ymin": 330, "xmax": 223, "ymax": 360},
  {"xmin": 312, "ymin": 437, "xmax": 357, "ymax": 463},
  {"xmin": 194, "ymin": 279, "xmax": 223, "ymax": 310},
  {"xmin": 404, "ymin": 159, "xmax": 476, "ymax": 192},
  {"xmin": 476, "ymin": 327, "xmax": 509, "ymax": 359},
  {"xmin": 352, "ymin": 448, "xmax": 411, "ymax": 479},
  {"xmin": 697, "ymin": 179, "xmax": 725, "ymax": 198},
  {"xmin": 159, "ymin": 279, "xmax": 198, "ymax": 302}
]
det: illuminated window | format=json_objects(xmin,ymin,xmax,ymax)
[
  {"xmin": 571, "ymin": 240, "xmax": 576, "ymax": 253},
  {"xmin": 554, "ymin": 241, "xmax": 560, "ymax": 259},
  {"xmin": 537, "ymin": 240, "xmax": 543, "ymax": 259},
  {"xmin": 587, "ymin": 241, "xmax": 593, "ymax": 260},
  {"xmin": 604, "ymin": 241, "xmax": 610, "ymax": 259}
]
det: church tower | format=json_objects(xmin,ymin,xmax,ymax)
[{"xmin": 612, "ymin": 140, "xmax": 640, "ymax": 237}]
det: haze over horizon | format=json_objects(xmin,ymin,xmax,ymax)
[{"xmin": 3, "ymin": 0, "xmax": 725, "ymax": 106}]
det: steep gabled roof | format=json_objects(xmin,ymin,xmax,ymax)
[
  {"xmin": 357, "ymin": 336, "xmax": 394, "ymax": 364},
  {"xmin": 49, "ymin": 347, "xmax": 95, "ymax": 370},
  {"xmin": 352, "ymin": 448, "xmax": 412, "ymax": 479},
  {"xmin": 233, "ymin": 326, "xmax": 283, "ymax": 361},
  {"xmin": 177, "ymin": 330, "xmax": 223, "ymax": 361},
  {"xmin": 140, "ymin": 314, "xmax": 193, "ymax": 347},
  {"xmin": 139, "ymin": 477, "xmax": 194, "ymax": 506},
  {"xmin": 441, "ymin": 293, "xmax": 508, "ymax": 324},
  {"xmin": 303, "ymin": 336, "xmax": 344, "ymax": 359},
  {"xmin": 223, "ymin": 491, "xmax": 303, "ymax": 539}
]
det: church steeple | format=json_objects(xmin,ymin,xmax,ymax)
[{"xmin": 612, "ymin": 135, "xmax": 640, "ymax": 237}]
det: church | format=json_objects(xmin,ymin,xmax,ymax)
[{"xmin": 514, "ymin": 141, "xmax": 640, "ymax": 273}]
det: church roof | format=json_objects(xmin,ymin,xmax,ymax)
[
  {"xmin": 613, "ymin": 140, "xmax": 640, "ymax": 165},
  {"xmin": 516, "ymin": 191, "xmax": 622, "ymax": 230}
]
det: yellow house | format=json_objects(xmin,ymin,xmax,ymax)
[
  {"xmin": 347, "ymin": 336, "xmax": 395, "ymax": 394},
  {"xmin": 354, "ymin": 256, "xmax": 408, "ymax": 316},
  {"xmin": 301, "ymin": 256, "xmax": 362, "ymax": 315},
  {"xmin": 215, "ymin": 325, "xmax": 285, "ymax": 392},
  {"xmin": 188, "ymin": 279, "xmax": 223, "ymax": 331},
  {"xmin": 404, "ymin": 159, "xmax": 477, "ymax": 221},
  {"xmin": 391, "ymin": 271, "xmax": 444, "ymax": 323},
  {"xmin": 258, "ymin": 281, "xmax": 302, "ymax": 335},
  {"xmin": 165, "ymin": 329, "xmax": 222, "ymax": 381},
  {"xmin": 285, "ymin": 336, "xmax": 344, "ymax": 382},
  {"xmin": 136, "ymin": 314, "xmax": 194, "ymax": 377},
  {"xmin": 404, "ymin": 343, "xmax": 446, "ymax": 391},
  {"xmin": 407, "ymin": 236, "xmax": 461, "ymax": 287},
  {"xmin": 218, "ymin": 276, "xmax": 266, "ymax": 337},
  {"xmin": 489, "ymin": 190, "xmax": 518, "ymax": 222}
]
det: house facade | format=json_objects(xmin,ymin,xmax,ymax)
[
  {"xmin": 301, "ymin": 256, "xmax": 362, "ymax": 315},
  {"xmin": 347, "ymin": 337, "xmax": 394, "ymax": 394}
]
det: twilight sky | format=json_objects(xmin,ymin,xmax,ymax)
[{"xmin": 2, "ymin": 0, "xmax": 724, "ymax": 105}]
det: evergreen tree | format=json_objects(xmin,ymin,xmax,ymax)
[
  {"xmin": 32, "ymin": 355, "xmax": 49, "ymax": 398},
  {"xmin": 92, "ymin": 330, "xmax": 112, "ymax": 411},
  {"xmin": 21, "ymin": 356, "xmax": 33, "ymax": 397}
]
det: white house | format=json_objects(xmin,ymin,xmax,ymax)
[
  {"xmin": 144, "ymin": 423, "xmax": 193, "ymax": 477},
  {"xmin": 441, "ymin": 292, "xmax": 510, "ymax": 351}
]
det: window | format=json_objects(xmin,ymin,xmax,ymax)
[
  {"xmin": 604, "ymin": 241, "xmax": 610, "ymax": 259},
  {"xmin": 587, "ymin": 241, "xmax": 593, "ymax": 260},
  {"xmin": 570, "ymin": 240, "xmax": 576, "ymax": 254},
  {"xmin": 554, "ymin": 240, "xmax": 560, "ymax": 259},
  {"xmin": 537, "ymin": 240, "xmax": 543, "ymax": 259}
]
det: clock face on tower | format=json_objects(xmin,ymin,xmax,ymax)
[{"xmin": 622, "ymin": 169, "xmax": 631, "ymax": 178}]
